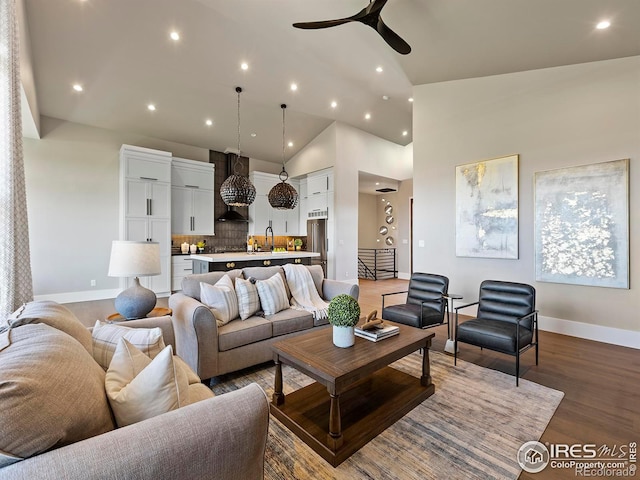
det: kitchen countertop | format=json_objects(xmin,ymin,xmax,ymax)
[{"xmin": 190, "ymin": 251, "xmax": 320, "ymax": 262}]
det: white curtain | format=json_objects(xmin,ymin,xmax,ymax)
[{"xmin": 0, "ymin": 0, "xmax": 33, "ymax": 316}]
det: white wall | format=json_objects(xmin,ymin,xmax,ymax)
[
  {"xmin": 394, "ymin": 179, "xmax": 413, "ymax": 278},
  {"xmin": 358, "ymin": 193, "xmax": 378, "ymax": 248},
  {"xmin": 413, "ymin": 56, "xmax": 640, "ymax": 347},
  {"xmin": 249, "ymin": 158, "xmax": 282, "ymax": 175},
  {"xmin": 23, "ymin": 117, "xmax": 209, "ymax": 300},
  {"xmin": 286, "ymin": 123, "xmax": 337, "ymax": 178}
]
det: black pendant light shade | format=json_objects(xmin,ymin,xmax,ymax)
[
  {"xmin": 268, "ymin": 104, "xmax": 298, "ymax": 210},
  {"xmin": 220, "ymin": 174, "xmax": 256, "ymax": 207},
  {"xmin": 221, "ymin": 87, "xmax": 256, "ymax": 207}
]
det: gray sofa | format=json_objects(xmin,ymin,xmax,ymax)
[
  {"xmin": 0, "ymin": 305, "xmax": 269, "ymax": 480},
  {"xmin": 169, "ymin": 264, "xmax": 359, "ymax": 380}
]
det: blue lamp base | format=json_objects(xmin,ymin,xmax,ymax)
[{"xmin": 114, "ymin": 277, "xmax": 157, "ymax": 320}]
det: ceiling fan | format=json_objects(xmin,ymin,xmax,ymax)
[{"xmin": 292, "ymin": 0, "xmax": 411, "ymax": 55}]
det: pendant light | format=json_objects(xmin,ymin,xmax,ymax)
[
  {"xmin": 220, "ymin": 87, "xmax": 256, "ymax": 207},
  {"xmin": 268, "ymin": 104, "xmax": 299, "ymax": 210}
]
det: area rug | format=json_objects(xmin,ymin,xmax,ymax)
[{"xmin": 210, "ymin": 351, "xmax": 564, "ymax": 480}]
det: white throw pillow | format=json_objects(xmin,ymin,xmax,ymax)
[
  {"xmin": 92, "ymin": 321, "xmax": 166, "ymax": 370},
  {"xmin": 200, "ymin": 275, "xmax": 239, "ymax": 327},
  {"xmin": 255, "ymin": 273, "xmax": 290, "ymax": 316},
  {"xmin": 235, "ymin": 277, "xmax": 261, "ymax": 320},
  {"xmin": 105, "ymin": 339, "xmax": 189, "ymax": 427}
]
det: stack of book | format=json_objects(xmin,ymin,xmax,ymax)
[{"xmin": 354, "ymin": 323, "xmax": 400, "ymax": 342}]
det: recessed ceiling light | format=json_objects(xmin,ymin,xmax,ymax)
[
  {"xmin": 205, "ymin": 119, "xmax": 213, "ymax": 126},
  {"xmin": 240, "ymin": 62, "xmax": 249, "ymax": 70},
  {"xmin": 402, "ymin": 130, "xmax": 408, "ymax": 136},
  {"xmin": 382, "ymin": 95, "xmax": 389, "ymax": 100},
  {"xmin": 290, "ymin": 83, "xmax": 298, "ymax": 91},
  {"xmin": 250, "ymin": 132, "xmax": 257, "ymax": 137},
  {"xmin": 288, "ymin": 141, "xmax": 293, "ymax": 147},
  {"xmin": 147, "ymin": 104, "xmax": 156, "ymax": 111},
  {"xmin": 170, "ymin": 31, "xmax": 180, "ymax": 41},
  {"xmin": 375, "ymin": 182, "xmax": 380, "ymax": 186},
  {"xmin": 72, "ymin": 84, "xmax": 83, "ymax": 92},
  {"xmin": 365, "ymin": 113, "xmax": 371, "ymax": 120},
  {"xmin": 376, "ymin": 66, "xmax": 383, "ymax": 73},
  {"xmin": 596, "ymin": 20, "xmax": 611, "ymax": 29},
  {"xmin": 330, "ymin": 101, "xmax": 338, "ymax": 109},
  {"xmin": 408, "ymin": 97, "xmax": 414, "ymax": 102}
]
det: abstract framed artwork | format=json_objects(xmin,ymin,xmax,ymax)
[
  {"xmin": 534, "ymin": 159, "xmax": 629, "ymax": 289},
  {"xmin": 456, "ymin": 154, "xmax": 519, "ymax": 259}
]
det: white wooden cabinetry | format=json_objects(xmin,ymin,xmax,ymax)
[
  {"xmin": 304, "ymin": 168, "xmax": 333, "ymax": 219},
  {"xmin": 248, "ymin": 172, "xmax": 300, "ymax": 236},
  {"xmin": 171, "ymin": 158, "xmax": 215, "ymax": 235},
  {"xmin": 171, "ymin": 256, "xmax": 193, "ymax": 291},
  {"xmin": 298, "ymin": 178, "xmax": 308, "ymax": 236},
  {"xmin": 119, "ymin": 145, "xmax": 172, "ymax": 296}
]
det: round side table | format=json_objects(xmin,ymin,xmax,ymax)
[{"xmin": 107, "ymin": 307, "xmax": 172, "ymax": 322}]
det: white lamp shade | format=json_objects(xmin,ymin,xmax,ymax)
[{"xmin": 108, "ymin": 241, "xmax": 161, "ymax": 277}]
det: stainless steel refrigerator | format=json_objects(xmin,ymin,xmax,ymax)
[{"xmin": 306, "ymin": 219, "xmax": 327, "ymax": 276}]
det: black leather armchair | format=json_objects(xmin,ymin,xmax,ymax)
[
  {"xmin": 381, "ymin": 273, "xmax": 449, "ymax": 333},
  {"xmin": 454, "ymin": 280, "xmax": 538, "ymax": 386}
]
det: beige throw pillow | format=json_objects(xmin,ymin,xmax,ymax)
[
  {"xmin": 200, "ymin": 275, "xmax": 239, "ymax": 326},
  {"xmin": 0, "ymin": 324, "xmax": 114, "ymax": 467},
  {"xmin": 255, "ymin": 273, "xmax": 290, "ymax": 316},
  {"xmin": 92, "ymin": 321, "xmax": 165, "ymax": 370},
  {"xmin": 105, "ymin": 339, "xmax": 189, "ymax": 427},
  {"xmin": 5, "ymin": 301, "xmax": 93, "ymax": 355},
  {"xmin": 235, "ymin": 277, "xmax": 261, "ymax": 320}
]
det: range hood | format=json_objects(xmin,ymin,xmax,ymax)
[
  {"xmin": 217, "ymin": 153, "xmax": 249, "ymax": 222},
  {"xmin": 218, "ymin": 207, "xmax": 248, "ymax": 222}
]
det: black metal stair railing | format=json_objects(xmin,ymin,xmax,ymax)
[{"xmin": 357, "ymin": 248, "xmax": 397, "ymax": 280}]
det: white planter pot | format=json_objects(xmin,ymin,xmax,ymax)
[{"xmin": 332, "ymin": 325, "xmax": 355, "ymax": 348}]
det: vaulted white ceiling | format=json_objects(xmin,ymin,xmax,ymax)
[{"xmin": 23, "ymin": 0, "xmax": 640, "ymax": 163}]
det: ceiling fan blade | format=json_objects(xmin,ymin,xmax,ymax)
[
  {"xmin": 367, "ymin": 0, "xmax": 389, "ymax": 15},
  {"xmin": 376, "ymin": 18, "xmax": 411, "ymax": 55},
  {"xmin": 293, "ymin": 18, "xmax": 353, "ymax": 30}
]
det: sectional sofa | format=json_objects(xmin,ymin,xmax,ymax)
[
  {"xmin": 169, "ymin": 264, "xmax": 359, "ymax": 380},
  {"xmin": 0, "ymin": 302, "xmax": 269, "ymax": 480}
]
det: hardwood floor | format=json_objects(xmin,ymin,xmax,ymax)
[
  {"xmin": 361, "ymin": 278, "xmax": 640, "ymax": 480},
  {"xmin": 69, "ymin": 278, "xmax": 639, "ymax": 479}
]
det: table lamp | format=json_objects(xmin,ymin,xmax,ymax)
[{"xmin": 108, "ymin": 240, "xmax": 161, "ymax": 319}]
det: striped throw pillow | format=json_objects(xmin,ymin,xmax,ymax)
[
  {"xmin": 92, "ymin": 321, "xmax": 166, "ymax": 370},
  {"xmin": 200, "ymin": 275, "xmax": 239, "ymax": 327},
  {"xmin": 255, "ymin": 273, "xmax": 290, "ymax": 316},
  {"xmin": 235, "ymin": 277, "xmax": 261, "ymax": 320}
]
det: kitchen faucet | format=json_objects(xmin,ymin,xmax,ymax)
[{"xmin": 265, "ymin": 222, "xmax": 274, "ymax": 251}]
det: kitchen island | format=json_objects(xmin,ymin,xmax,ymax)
[{"xmin": 190, "ymin": 251, "xmax": 320, "ymax": 273}]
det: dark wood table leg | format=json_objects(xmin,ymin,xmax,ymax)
[
  {"xmin": 421, "ymin": 339, "xmax": 432, "ymax": 387},
  {"xmin": 272, "ymin": 356, "xmax": 285, "ymax": 406},
  {"xmin": 327, "ymin": 393, "xmax": 343, "ymax": 450}
]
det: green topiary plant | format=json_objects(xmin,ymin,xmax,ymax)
[
  {"xmin": 328, "ymin": 294, "xmax": 361, "ymax": 327},
  {"xmin": 293, "ymin": 238, "xmax": 303, "ymax": 247}
]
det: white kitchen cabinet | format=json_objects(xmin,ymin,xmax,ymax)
[
  {"xmin": 171, "ymin": 158, "xmax": 215, "ymax": 235},
  {"xmin": 125, "ymin": 179, "xmax": 170, "ymax": 218},
  {"xmin": 171, "ymin": 255, "xmax": 193, "ymax": 291},
  {"xmin": 119, "ymin": 145, "xmax": 172, "ymax": 297},
  {"xmin": 305, "ymin": 168, "xmax": 333, "ymax": 219},
  {"xmin": 307, "ymin": 173, "xmax": 329, "ymax": 195},
  {"xmin": 298, "ymin": 178, "xmax": 308, "ymax": 236}
]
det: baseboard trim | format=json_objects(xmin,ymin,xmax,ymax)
[
  {"xmin": 538, "ymin": 315, "xmax": 640, "ymax": 350},
  {"xmin": 34, "ymin": 289, "xmax": 170, "ymax": 304},
  {"xmin": 398, "ymin": 272, "xmax": 411, "ymax": 280}
]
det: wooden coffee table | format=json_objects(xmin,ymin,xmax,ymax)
[{"xmin": 270, "ymin": 321, "xmax": 435, "ymax": 467}]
